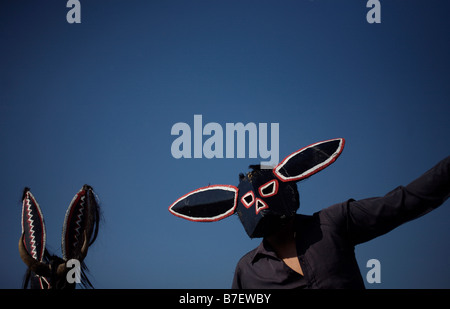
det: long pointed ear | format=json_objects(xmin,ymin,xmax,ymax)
[
  {"xmin": 169, "ymin": 185, "xmax": 238, "ymax": 222},
  {"xmin": 21, "ymin": 188, "xmax": 46, "ymax": 263},
  {"xmin": 273, "ymin": 138, "xmax": 345, "ymax": 182},
  {"xmin": 62, "ymin": 185, "xmax": 100, "ymax": 261}
]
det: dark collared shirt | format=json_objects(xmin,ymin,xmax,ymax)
[{"xmin": 232, "ymin": 156, "xmax": 450, "ymax": 289}]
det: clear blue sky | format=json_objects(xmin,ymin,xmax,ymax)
[{"xmin": 1, "ymin": 0, "xmax": 449, "ymax": 288}]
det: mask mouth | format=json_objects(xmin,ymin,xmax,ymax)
[{"xmin": 248, "ymin": 212, "xmax": 295, "ymax": 238}]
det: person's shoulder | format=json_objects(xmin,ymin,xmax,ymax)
[{"xmin": 296, "ymin": 202, "xmax": 350, "ymax": 231}]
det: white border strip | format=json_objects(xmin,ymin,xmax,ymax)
[
  {"xmin": 168, "ymin": 185, "xmax": 238, "ymax": 222},
  {"xmin": 273, "ymin": 138, "xmax": 345, "ymax": 182}
]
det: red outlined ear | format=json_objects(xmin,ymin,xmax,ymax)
[
  {"xmin": 169, "ymin": 185, "xmax": 238, "ymax": 222},
  {"xmin": 273, "ymin": 138, "xmax": 345, "ymax": 182},
  {"xmin": 21, "ymin": 188, "xmax": 46, "ymax": 263}
]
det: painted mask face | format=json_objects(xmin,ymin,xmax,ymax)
[
  {"xmin": 169, "ymin": 138, "xmax": 345, "ymax": 238},
  {"xmin": 235, "ymin": 167, "xmax": 299, "ymax": 238}
]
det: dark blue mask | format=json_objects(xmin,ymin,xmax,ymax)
[{"xmin": 169, "ymin": 138, "xmax": 345, "ymax": 238}]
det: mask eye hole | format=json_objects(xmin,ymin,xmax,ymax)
[
  {"xmin": 241, "ymin": 191, "xmax": 255, "ymax": 208},
  {"xmin": 258, "ymin": 180, "xmax": 278, "ymax": 197}
]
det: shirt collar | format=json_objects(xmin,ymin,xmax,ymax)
[{"xmin": 251, "ymin": 238, "xmax": 280, "ymax": 264}]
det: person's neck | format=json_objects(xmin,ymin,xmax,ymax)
[{"xmin": 266, "ymin": 218, "xmax": 296, "ymax": 247}]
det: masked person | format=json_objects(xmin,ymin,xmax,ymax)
[{"xmin": 169, "ymin": 138, "xmax": 450, "ymax": 288}]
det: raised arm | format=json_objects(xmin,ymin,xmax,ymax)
[{"xmin": 325, "ymin": 156, "xmax": 450, "ymax": 245}]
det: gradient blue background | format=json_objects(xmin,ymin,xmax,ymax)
[{"xmin": 1, "ymin": 0, "xmax": 449, "ymax": 288}]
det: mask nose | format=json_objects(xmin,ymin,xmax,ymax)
[{"xmin": 255, "ymin": 198, "xmax": 268, "ymax": 214}]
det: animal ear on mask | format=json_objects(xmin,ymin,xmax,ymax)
[
  {"xmin": 62, "ymin": 185, "xmax": 100, "ymax": 261},
  {"xmin": 21, "ymin": 188, "xmax": 47, "ymax": 264},
  {"xmin": 169, "ymin": 185, "xmax": 238, "ymax": 222},
  {"xmin": 273, "ymin": 138, "xmax": 345, "ymax": 182}
]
